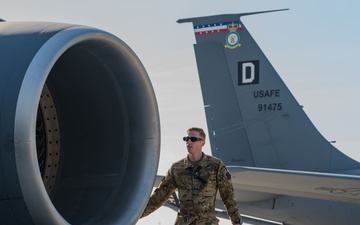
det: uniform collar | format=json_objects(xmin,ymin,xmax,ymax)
[{"xmin": 184, "ymin": 152, "xmax": 208, "ymax": 168}]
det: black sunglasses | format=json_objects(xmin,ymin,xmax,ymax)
[{"xmin": 183, "ymin": 136, "xmax": 203, "ymax": 142}]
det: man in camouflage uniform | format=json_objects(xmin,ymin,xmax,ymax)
[{"xmin": 141, "ymin": 127, "xmax": 242, "ymax": 225}]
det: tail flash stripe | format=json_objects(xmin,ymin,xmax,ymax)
[{"xmin": 194, "ymin": 21, "xmax": 242, "ymax": 35}]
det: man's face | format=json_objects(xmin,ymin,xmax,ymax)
[{"xmin": 185, "ymin": 130, "xmax": 205, "ymax": 155}]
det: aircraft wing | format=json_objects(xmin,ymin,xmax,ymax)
[
  {"xmin": 228, "ymin": 166, "xmax": 360, "ymax": 204},
  {"xmin": 155, "ymin": 168, "xmax": 360, "ymax": 224}
]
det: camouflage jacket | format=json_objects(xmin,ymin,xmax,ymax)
[{"xmin": 141, "ymin": 153, "xmax": 241, "ymax": 225}]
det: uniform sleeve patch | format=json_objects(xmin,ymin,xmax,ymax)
[{"xmin": 226, "ymin": 171, "xmax": 232, "ymax": 180}]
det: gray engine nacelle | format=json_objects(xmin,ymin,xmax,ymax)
[{"xmin": 0, "ymin": 22, "xmax": 160, "ymax": 225}]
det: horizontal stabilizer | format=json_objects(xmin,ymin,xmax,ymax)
[
  {"xmin": 177, "ymin": 8, "xmax": 288, "ymax": 24},
  {"xmin": 229, "ymin": 166, "xmax": 360, "ymax": 204}
]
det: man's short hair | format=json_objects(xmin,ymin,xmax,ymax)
[{"xmin": 187, "ymin": 127, "xmax": 206, "ymax": 140}]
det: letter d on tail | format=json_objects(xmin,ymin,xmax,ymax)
[{"xmin": 238, "ymin": 60, "xmax": 259, "ymax": 85}]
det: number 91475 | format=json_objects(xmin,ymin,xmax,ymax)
[{"xmin": 258, "ymin": 103, "xmax": 283, "ymax": 112}]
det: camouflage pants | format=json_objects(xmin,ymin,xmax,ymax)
[
  {"xmin": 174, "ymin": 222, "xmax": 217, "ymax": 225},
  {"xmin": 189, "ymin": 222, "xmax": 218, "ymax": 225},
  {"xmin": 175, "ymin": 220, "xmax": 218, "ymax": 225}
]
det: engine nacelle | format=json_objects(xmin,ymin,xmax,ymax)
[{"xmin": 0, "ymin": 22, "xmax": 160, "ymax": 225}]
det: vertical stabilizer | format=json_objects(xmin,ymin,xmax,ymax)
[{"xmin": 178, "ymin": 10, "xmax": 359, "ymax": 172}]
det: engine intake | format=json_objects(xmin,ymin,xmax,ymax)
[{"xmin": 0, "ymin": 22, "xmax": 160, "ymax": 225}]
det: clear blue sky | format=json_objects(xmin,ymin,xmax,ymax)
[{"xmin": 2, "ymin": 1, "xmax": 360, "ymax": 224}]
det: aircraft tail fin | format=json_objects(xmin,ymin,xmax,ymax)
[{"xmin": 178, "ymin": 10, "xmax": 360, "ymax": 172}]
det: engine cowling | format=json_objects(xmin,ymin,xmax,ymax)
[{"xmin": 0, "ymin": 22, "xmax": 160, "ymax": 225}]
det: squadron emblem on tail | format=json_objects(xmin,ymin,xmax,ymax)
[{"xmin": 225, "ymin": 22, "xmax": 241, "ymax": 49}]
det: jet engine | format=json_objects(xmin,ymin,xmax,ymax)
[{"xmin": 0, "ymin": 22, "xmax": 160, "ymax": 225}]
